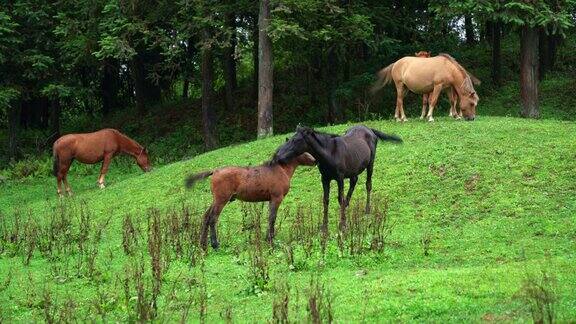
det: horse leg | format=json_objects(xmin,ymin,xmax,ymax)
[
  {"xmin": 366, "ymin": 160, "xmax": 374, "ymax": 214},
  {"xmin": 266, "ymin": 196, "xmax": 283, "ymax": 245},
  {"xmin": 321, "ymin": 177, "xmax": 331, "ymax": 235},
  {"xmin": 426, "ymin": 84, "xmax": 443, "ymax": 122},
  {"xmin": 337, "ymin": 178, "xmax": 346, "ymax": 232},
  {"xmin": 56, "ymin": 159, "xmax": 73, "ymax": 196},
  {"xmin": 56, "ymin": 175, "xmax": 63, "ymax": 197},
  {"xmin": 450, "ymin": 87, "xmax": 461, "ymax": 119},
  {"xmin": 97, "ymin": 154, "xmax": 112, "ymax": 189},
  {"xmin": 394, "ymin": 83, "xmax": 406, "ymax": 122},
  {"xmin": 62, "ymin": 161, "xmax": 72, "ymax": 196},
  {"xmin": 447, "ymin": 89, "xmax": 454, "ymax": 117},
  {"xmin": 209, "ymin": 203, "xmax": 225, "ymax": 250},
  {"xmin": 200, "ymin": 205, "xmax": 214, "ymax": 250},
  {"xmin": 345, "ymin": 176, "xmax": 358, "ymax": 207},
  {"xmin": 421, "ymin": 93, "xmax": 429, "ymax": 119}
]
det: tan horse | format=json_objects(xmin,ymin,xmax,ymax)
[
  {"xmin": 52, "ymin": 129, "xmax": 151, "ymax": 196},
  {"xmin": 373, "ymin": 53, "xmax": 480, "ymax": 122},
  {"xmin": 415, "ymin": 51, "xmax": 459, "ymax": 119}
]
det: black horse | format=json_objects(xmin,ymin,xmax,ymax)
[{"xmin": 272, "ymin": 125, "xmax": 402, "ymax": 233}]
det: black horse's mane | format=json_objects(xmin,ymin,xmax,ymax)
[
  {"xmin": 263, "ymin": 127, "xmax": 339, "ymax": 167},
  {"xmin": 265, "ymin": 146, "xmax": 285, "ymax": 167},
  {"xmin": 298, "ymin": 126, "xmax": 339, "ymax": 138}
]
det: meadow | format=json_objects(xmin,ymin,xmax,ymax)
[{"xmin": 1, "ymin": 116, "xmax": 575, "ymax": 322}]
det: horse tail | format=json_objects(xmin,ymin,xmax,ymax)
[
  {"xmin": 52, "ymin": 151, "xmax": 59, "ymax": 177},
  {"xmin": 185, "ymin": 171, "xmax": 213, "ymax": 189},
  {"xmin": 371, "ymin": 63, "xmax": 395, "ymax": 94},
  {"xmin": 371, "ymin": 129, "xmax": 403, "ymax": 144}
]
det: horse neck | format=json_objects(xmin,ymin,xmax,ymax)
[
  {"xmin": 306, "ymin": 133, "xmax": 335, "ymax": 163},
  {"xmin": 117, "ymin": 134, "xmax": 142, "ymax": 156},
  {"xmin": 450, "ymin": 65, "xmax": 471, "ymax": 97},
  {"xmin": 279, "ymin": 161, "xmax": 299, "ymax": 179}
]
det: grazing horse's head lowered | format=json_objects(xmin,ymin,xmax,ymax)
[
  {"xmin": 458, "ymin": 78, "xmax": 479, "ymax": 121},
  {"xmin": 136, "ymin": 147, "xmax": 152, "ymax": 172}
]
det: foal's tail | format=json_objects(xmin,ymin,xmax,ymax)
[
  {"xmin": 370, "ymin": 63, "xmax": 395, "ymax": 94},
  {"xmin": 52, "ymin": 152, "xmax": 59, "ymax": 177},
  {"xmin": 185, "ymin": 171, "xmax": 213, "ymax": 188},
  {"xmin": 371, "ymin": 129, "xmax": 403, "ymax": 144}
]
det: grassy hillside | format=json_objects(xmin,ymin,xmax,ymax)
[{"xmin": 1, "ymin": 117, "xmax": 575, "ymax": 322}]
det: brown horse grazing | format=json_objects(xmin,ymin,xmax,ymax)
[
  {"xmin": 52, "ymin": 128, "xmax": 151, "ymax": 196},
  {"xmin": 185, "ymin": 153, "xmax": 316, "ymax": 250},
  {"xmin": 373, "ymin": 53, "xmax": 480, "ymax": 122},
  {"xmin": 415, "ymin": 51, "xmax": 459, "ymax": 119}
]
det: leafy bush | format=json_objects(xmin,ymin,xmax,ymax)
[{"xmin": 1, "ymin": 156, "xmax": 52, "ymax": 180}]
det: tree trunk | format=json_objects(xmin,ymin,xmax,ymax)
[
  {"xmin": 257, "ymin": 0, "xmax": 273, "ymax": 138},
  {"xmin": 548, "ymin": 34, "xmax": 560, "ymax": 71},
  {"xmin": 8, "ymin": 101, "xmax": 22, "ymax": 161},
  {"xmin": 201, "ymin": 29, "xmax": 218, "ymax": 149},
  {"xmin": 520, "ymin": 26, "xmax": 539, "ymax": 119},
  {"xmin": 183, "ymin": 37, "xmax": 196, "ymax": 99},
  {"xmin": 182, "ymin": 79, "xmax": 190, "ymax": 98},
  {"xmin": 224, "ymin": 13, "xmax": 238, "ymax": 112},
  {"xmin": 49, "ymin": 99, "xmax": 61, "ymax": 145},
  {"xmin": 326, "ymin": 46, "xmax": 340, "ymax": 123},
  {"xmin": 252, "ymin": 16, "xmax": 259, "ymax": 106},
  {"xmin": 538, "ymin": 28, "xmax": 549, "ymax": 81},
  {"xmin": 464, "ymin": 15, "xmax": 475, "ymax": 44},
  {"xmin": 483, "ymin": 20, "xmax": 493, "ymax": 43},
  {"xmin": 101, "ymin": 59, "xmax": 119, "ymax": 115},
  {"xmin": 131, "ymin": 56, "xmax": 147, "ymax": 113},
  {"xmin": 491, "ymin": 20, "xmax": 502, "ymax": 86}
]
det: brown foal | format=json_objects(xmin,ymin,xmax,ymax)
[
  {"xmin": 52, "ymin": 128, "xmax": 151, "ymax": 196},
  {"xmin": 185, "ymin": 153, "xmax": 316, "ymax": 250}
]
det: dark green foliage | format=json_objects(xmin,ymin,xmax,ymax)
[{"xmin": 1, "ymin": 0, "xmax": 574, "ymax": 168}]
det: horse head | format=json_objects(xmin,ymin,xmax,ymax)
[
  {"xmin": 136, "ymin": 147, "xmax": 152, "ymax": 172},
  {"xmin": 459, "ymin": 77, "xmax": 479, "ymax": 121},
  {"xmin": 272, "ymin": 128, "xmax": 311, "ymax": 164},
  {"xmin": 295, "ymin": 152, "xmax": 316, "ymax": 166}
]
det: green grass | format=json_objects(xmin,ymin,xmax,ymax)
[{"xmin": 1, "ymin": 116, "xmax": 575, "ymax": 322}]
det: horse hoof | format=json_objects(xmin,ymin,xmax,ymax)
[
  {"xmin": 211, "ymin": 241, "xmax": 220, "ymax": 250},
  {"xmin": 395, "ymin": 118, "xmax": 402, "ymax": 122},
  {"xmin": 428, "ymin": 117, "xmax": 435, "ymax": 122},
  {"xmin": 98, "ymin": 183, "xmax": 105, "ymax": 189},
  {"xmin": 401, "ymin": 117, "xmax": 408, "ymax": 122}
]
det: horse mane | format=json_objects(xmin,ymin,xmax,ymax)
[
  {"xmin": 437, "ymin": 53, "xmax": 481, "ymax": 90},
  {"xmin": 266, "ymin": 127, "xmax": 338, "ymax": 166},
  {"xmin": 112, "ymin": 129, "xmax": 142, "ymax": 149},
  {"xmin": 299, "ymin": 126, "xmax": 339, "ymax": 138}
]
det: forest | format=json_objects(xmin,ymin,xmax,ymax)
[
  {"xmin": 1, "ymin": 0, "xmax": 575, "ymax": 168},
  {"xmin": 0, "ymin": 0, "xmax": 576, "ymax": 322}
]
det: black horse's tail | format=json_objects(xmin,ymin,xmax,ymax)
[
  {"xmin": 185, "ymin": 171, "xmax": 213, "ymax": 188},
  {"xmin": 52, "ymin": 152, "xmax": 59, "ymax": 177},
  {"xmin": 371, "ymin": 128, "xmax": 403, "ymax": 144}
]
